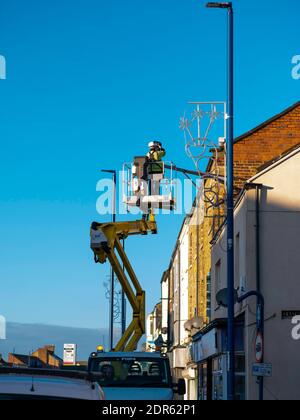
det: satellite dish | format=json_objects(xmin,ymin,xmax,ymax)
[
  {"xmin": 216, "ymin": 288, "xmax": 239, "ymax": 308},
  {"xmin": 184, "ymin": 320, "xmax": 193, "ymax": 332},
  {"xmin": 192, "ymin": 317, "xmax": 204, "ymax": 330}
]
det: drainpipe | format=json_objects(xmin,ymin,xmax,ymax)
[
  {"xmin": 178, "ymin": 243, "xmax": 181, "ymax": 347},
  {"xmin": 255, "ymin": 185, "xmax": 262, "ymax": 294},
  {"xmin": 246, "ymin": 182, "xmax": 264, "ymax": 400}
]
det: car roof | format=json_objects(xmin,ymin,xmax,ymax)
[{"xmin": 0, "ymin": 368, "xmax": 104, "ymax": 400}]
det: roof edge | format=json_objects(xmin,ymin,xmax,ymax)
[
  {"xmin": 249, "ymin": 143, "xmax": 300, "ymax": 183},
  {"xmin": 234, "ymin": 101, "xmax": 300, "ymax": 144}
]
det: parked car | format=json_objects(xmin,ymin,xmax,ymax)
[{"xmin": 0, "ymin": 367, "xmax": 105, "ymax": 400}]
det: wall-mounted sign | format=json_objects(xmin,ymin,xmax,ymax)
[
  {"xmin": 252, "ymin": 363, "xmax": 272, "ymax": 378},
  {"xmin": 282, "ymin": 311, "xmax": 300, "ymax": 320},
  {"xmin": 255, "ymin": 332, "xmax": 264, "ymax": 363},
  {"xmin": 192, "ymin": 328, "xmax": 218, "ymax": 363},
  {"xmin": 0, "ymin": 315, "xmax": 6, "ymax": 340}
]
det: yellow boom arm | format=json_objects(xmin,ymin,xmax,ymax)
[{"xmin": 90, "ymin": 219, "xmax": 157, "ymax": 352}]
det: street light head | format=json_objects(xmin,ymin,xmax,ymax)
[
  {"xmin": 101, "ymin": 169, "xmax": 116, "ymax": 174},
  {"xmin": 206, "ymin": 2, "xmax": 232, "ymax": 8}
]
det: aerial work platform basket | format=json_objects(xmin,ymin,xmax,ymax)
[{"xmin": 122, "ymin": 157, "xmax": 176, "ymax": 213}]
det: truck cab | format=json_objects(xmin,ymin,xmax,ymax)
[{"xmin": 88, "ymin": 351, "xmax": 185, "ymax": 401}]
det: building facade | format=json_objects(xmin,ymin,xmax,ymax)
[
  {"xmin": 169, "ymin": 219, "xmax": 190, "ymax": 394},
  {"xmin": 208, "ymin": 145, "xmax": 300, "ymax": 400},
  {"xmin": 8, "ymin": 345, "xmax": 62, "ymax": 369},
  {"xmin": 150, "ymin": 101, "xmax": 300, "ymax": 400},
  {"xmin": 146, "ymin": 302, "xmax": 162, "ymax": 352}
]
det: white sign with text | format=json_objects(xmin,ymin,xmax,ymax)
[
  {"xmin": 63, "ymin": 344, "xmax": 77, "ymax": 365},
  {"xmin": 0, "ymin": 315, "xmax": 6, "ymax": 340}
]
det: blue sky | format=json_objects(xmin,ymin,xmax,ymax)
[{"xmin": 0, "ymin": 0, "xmax": 299, "ymax": 330}]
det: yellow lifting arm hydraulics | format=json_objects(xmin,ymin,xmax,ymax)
[{"xmin": 90, "ymin": 219, "xmax": 157, "ymax": 352}]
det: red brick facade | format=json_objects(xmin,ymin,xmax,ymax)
[{"xmin": 233, "ymin": 102, "xmax": 300, "ymax": 191}]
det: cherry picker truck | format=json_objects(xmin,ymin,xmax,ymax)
[{"xmin": 89, "ymin": 148, "xmax": 192, "ymax": 400}]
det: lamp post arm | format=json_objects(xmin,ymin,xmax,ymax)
[{"xmin": 237, "ymin": 291, "xmax": 265, "ymax": 307}]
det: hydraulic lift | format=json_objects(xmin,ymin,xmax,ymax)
[
  {"xmin": 90, "ymin": 153, "xmax": 214, "ymax": 352},
  {"xmin": 90, "ymin": 219, "xmax": 157, "ymax": 352}
]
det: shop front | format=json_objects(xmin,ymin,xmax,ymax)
[{"xmin": 192, "ymin": 319, "xmax": 246, "ymax": 400}]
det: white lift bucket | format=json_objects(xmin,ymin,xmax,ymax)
[{"xmin": 123, "ymin": 158, "xmax": 176, "ymax": 212}]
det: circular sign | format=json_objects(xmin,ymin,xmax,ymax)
[{"xmin": 255, "ymin": 332, "xmax": 264, "ymax": 363}]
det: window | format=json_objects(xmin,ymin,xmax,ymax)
[
  {"xmin": 235, "ymin": 354, "xmax": 246, "ymax": 401},
  {"xmin": 198, "ymin": 363, "xmax": 208, "ymax": 400},
  {"xmin": 212, "ymin": 354, "xmax": 246, "ymax": 401},
  {"xmin": 212, "ymin": 356, "xmax": 225, "ymax": 400},
  {"xmin": 89, "ymin": 357, "xmax": 172, "ymax": 388}
]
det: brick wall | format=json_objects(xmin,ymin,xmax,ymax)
[
  {"xmin": 233, "ymin": 103, "xmax": 300, "ymax": 191},
  {"xmin": 188, "ymin": 102, "xmax": 300, "ymax": 332}
]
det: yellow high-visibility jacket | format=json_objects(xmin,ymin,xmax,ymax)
[
  {"xmin": 146, "ymin": 149, "xmax": 166, "ymax": 175},
  {"xmin": 147, "ymin": 149, "xmax": 166, "ymax": 162}
]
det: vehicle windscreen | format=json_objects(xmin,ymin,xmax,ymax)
[{"xmin": 90, "ymin": 357, "xmax": 172, "ymax": 388}]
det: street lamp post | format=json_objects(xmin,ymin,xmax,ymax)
[
  {"xmin": 206, "ymin": 1, "xmax": 235, "ymax": 400},
  {"xmin": 121, "ymin": 238, "xmax": 127, "ymax": 336},
  {"xmin": 101, "ymin": 169, "xmax": 117, "ymax": 351}
]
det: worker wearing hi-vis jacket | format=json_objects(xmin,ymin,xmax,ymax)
[
  {"xmin": 147, "ymin": 141, "xmax": 166, "ymax": 163},
  {"xmin": 146, "ymin": 141, "xmax": 166, "ymax": 197}
]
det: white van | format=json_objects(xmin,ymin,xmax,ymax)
[
  {"xmin": 0, "ymin": 367, "xmax": 105, "ymax": 400},
  {"xmin": 88, "ymin": 351, "xmax": 185, "ymax": 400}
]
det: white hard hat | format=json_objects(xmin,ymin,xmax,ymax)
[{"xmin": 148, "ymin": 141, "xmax": 162, "ymax": 148}]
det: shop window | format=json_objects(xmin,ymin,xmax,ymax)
[
  {"xmin": 211, "ymin": 354, "xmax": 246, "ymax": 401},
  {"xmin": 198, "ymin": 360, "xmax": 212, "ymax": 401},
  {"xmin": 212, "ymin": 356, "xmax": 225, "ymax": 401},
  {"xmin": 198, "ymin": 363, "xmax": 208, "ymax": 401}
]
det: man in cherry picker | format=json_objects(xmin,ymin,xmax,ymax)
[
  {"xmin": 146, "ymin": 141, "xmax": 166, "ymax": 196},
  {"xmin": 147, "ymin": 141, "xmax": 166, "ymax": 164},
  {"xmin": 132, "ymin": 141, "xmax": 166, "ymax": 220}
]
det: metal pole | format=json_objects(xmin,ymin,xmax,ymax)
[
  {"xmin": 255, "ymin": 185, "xmax": 264, "ymax": 401},
  {"xmin": 226, "ymin": 3, "xmax": 235, "ymax": 401},
  {"xmin": 206, "ymin": 2, "xmax": 235, "ymax": 398},
  {"xmin": 110, "ymin": 171, "xmax": 117, "ymax": 350},
  {"xmin": 109, "ymin": 265, "xmax": 114, "ymax": 350},
  {"xmin": 121, "ymin": 238, "xmax": 126, "ymax": 335},
  {"xmin": 101, "ymin": 169, "xmax": 117, "ymax": 351},
  {"xmin": 258, "ymin": 302, "xmax": 264, "ymax": 401}
]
